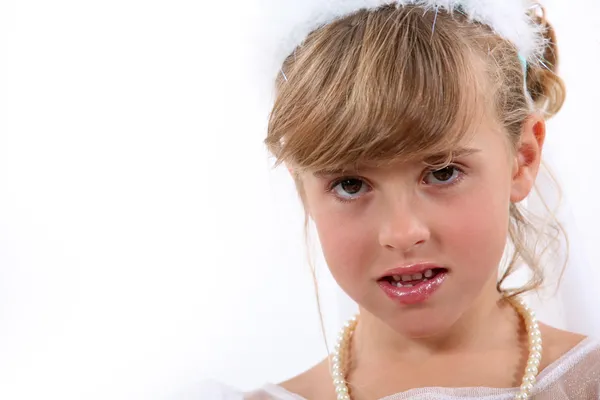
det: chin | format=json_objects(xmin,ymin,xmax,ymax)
[
  {"xmin": 355, "ymin": 294, "xmax": 464, "ymax": 339},
  {"xmin": 385, "ymin": 314, "xmax": 459, "ymax": 338}
]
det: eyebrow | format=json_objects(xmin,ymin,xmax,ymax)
[
  {"xmin": 423, "ymin": 147, "xmax": 481, "ymax": 163},
  {"xmin": 313, "ymin": 167, "xmax": 360, "ymax": 178},
  {"xmin": 312, "ymin": 147, "xmax": 482, "ymax": 177}
]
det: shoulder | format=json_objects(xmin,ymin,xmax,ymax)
[
  {"xmin": 535, "ymin": 325, "xmax": 600, "ymax": 395},
  {"xmin": 538, "ymin": 323, "xmax": 589, "ymax": 369},
  {"xmin": 278, "ymin": 357, "xmax": 335, "ymax": 399}
]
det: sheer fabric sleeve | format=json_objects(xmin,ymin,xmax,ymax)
[
  {"xmin": 534, "ymin": 338, "xmax": 600, "ymax": 399},
  {"xmin": 196, "ymin": 381, "xmax": 287, "ymax": 400}
]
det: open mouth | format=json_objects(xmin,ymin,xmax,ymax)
[{"xmin": 379, "ymin": 268, "xmax": 448, "ymax": 288}]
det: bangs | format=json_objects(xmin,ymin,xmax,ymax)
[{"xmin": 266, "ymin": 5, "xmax": 489, "ymax": 173}]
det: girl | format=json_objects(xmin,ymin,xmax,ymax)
[{"xmin": 204, "ymin": 1, "xmax": 600, "ymax": 399}]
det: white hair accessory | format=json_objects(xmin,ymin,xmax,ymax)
[{"xmin": 273, "ymin": 0, "xmax": 546, "ymax": 74}]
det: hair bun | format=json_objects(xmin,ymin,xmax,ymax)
[{"xmin": 526, "ymin": 8, "xmax": 566, "ymax": 118}]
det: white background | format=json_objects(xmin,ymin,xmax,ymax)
[{"xmin": 0, "ymin": 1, "xmax": 598, "ymax": 399}]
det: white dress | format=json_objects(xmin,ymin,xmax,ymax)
[{"xmin": 200, "ymin": 337, "xmax": 600, "ymax": 399}]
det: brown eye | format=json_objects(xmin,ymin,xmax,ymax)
[
  {"xmin": 339, "ymin": 179, "xmax": 363, "ymax": 194},
  {"xmin": 424, "ymin": 166, "xmax": 460, "ymax": 185},
  {"xmin": 331, "ymin": 178, "xmax": 369, "ymax": 200}
]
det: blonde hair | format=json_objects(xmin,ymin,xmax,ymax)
[{"xmin": 265, "ymin": 5, "xmax": 567, "ymax": 301}]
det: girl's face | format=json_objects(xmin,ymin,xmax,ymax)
[{"xmin": 299, "ymin": 118, "xmax": 543, "ymax": 337}]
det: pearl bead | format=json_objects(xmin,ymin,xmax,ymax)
[
  {"xmin": 530, "ymin": 337, "xmax": 542, "ymax": 346},
  {"xmin": 520, "ymin": 383, "xmax": 533, "ymax": 393},
  {"xmin": 528, "ymin": 358, "xmax": 540, "ymax": 367},
  {"xmin": 529, "ymin": 329, "xmax": 541, "ymax": 337},
  {"xmin": 526, "ymin": 366, "xmax": 538, "ymax": 375},
  {"xmin": 336, "ymin": 386, "xmax": 348, "ymax": 394},
  {"xmin": 523, "ymin": 373, "xmax": 534, "ymax": 382},
  {"xmin": 523, "ymin": 374, "xmax": 535, "ymax": 384}
]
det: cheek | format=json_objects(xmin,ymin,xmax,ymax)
[
  {"xmin": 439, "ymin": 182, "xmax": 511, "ymax": 277},
  {"xmin": 310, "ymin": 202, "xmax": 377, "ymax": 293}
]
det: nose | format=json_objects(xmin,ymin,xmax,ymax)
[{"xmin": 378, "ymin": 196, "xmax": 430, "ymax": 252}]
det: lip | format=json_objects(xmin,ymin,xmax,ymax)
[
  {"xmin": 378, "ymin": 272, "xmax": 447, "ymax": 305},
  {"xmin": 378, "ymin": 262, "xmax": 447, "ymax": 280}
]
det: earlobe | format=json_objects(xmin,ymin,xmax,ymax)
[{"xmin": 510, "ymin": 115, "xmax": 546, "ymax": 203}]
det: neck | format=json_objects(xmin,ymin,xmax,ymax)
[
  {"xmin": 352, "ymin": 288, "xmax": 522, "ymax": 365},
  {"xmin": 331, "ymin": 291, "xmax": 541, "ymax": 400}
]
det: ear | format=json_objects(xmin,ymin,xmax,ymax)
[{"xmin": 510, "ymin": 114, "xmax": 546, "ymax": 203}]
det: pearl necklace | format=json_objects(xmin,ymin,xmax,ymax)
[{"xmin": 331, "ymin": 297, "xmax": 542, "ymax": 400}]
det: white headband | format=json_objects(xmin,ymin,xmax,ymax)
[{"xmin": 274, "ymin": 0, "xmax": 546, "ymax": 74}]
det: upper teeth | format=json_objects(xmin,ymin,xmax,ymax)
[{"xmin": 395, "ymin": 269, "xmax": 434, "ymax": 283}]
